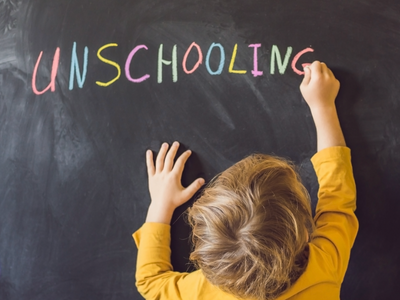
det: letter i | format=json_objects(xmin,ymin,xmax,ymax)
[{"xmin": 249, "ymin": 44, "xmax": 263, "ymax": 77}]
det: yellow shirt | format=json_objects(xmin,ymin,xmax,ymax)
[{"xmin": 133, "ymin": 146, "xmax": 359, "ymax": 300}]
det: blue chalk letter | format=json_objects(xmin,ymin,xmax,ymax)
[
  {"xmin": 205, "ymin": 43, "xmax": 225, "ymax": 75},
  {"xmin": 69, "ymin": 42, "xmax": 88, "ymax": 90}
]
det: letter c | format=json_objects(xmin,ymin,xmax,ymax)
[{"xmin": 125, "ymin": 45, "xmax": 150, "ymax": 83}]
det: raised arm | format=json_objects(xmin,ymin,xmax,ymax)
[
  {"xmin": 301, "ymin": 62, "xmax": 358, "ymax": 281},
  {"xmin": 300, "ymin": 61, "xmax": 345, "ymax": 151}
]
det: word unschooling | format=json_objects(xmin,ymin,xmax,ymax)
[{"xmin": 31, "ymin": 42, "xmax": 314, "ymax": 95}]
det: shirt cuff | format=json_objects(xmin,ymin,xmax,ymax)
[
  {"xmin": 311, "ymin": 146, "xmax": 351, "ymax": 167},
  {"xmin": 133, "ymin": 222, "xmax": 171, "ymax": 248}
]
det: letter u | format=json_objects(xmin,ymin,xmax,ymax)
[{"xmin": 32, "ymin": 48, "xmax": 60, "ymax": 95}]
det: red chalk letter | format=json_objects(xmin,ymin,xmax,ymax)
[
  {"xmin": 125, "ymin": 45, "xmax": 150, "ymax": 83},
  {"xmin": 32, "ymin": 48, "xmax": 60, "ymax": 95},
  {"xmin": 249, "ymin": 44, "xmax": 263, "ymax": 77},
  {"xmin": 291, "ymin": 48, "xmax": 314, "ymax": 75},
  {"xmin": 182, "ymin": 42, "xmax": 203, "ymax": 74}
]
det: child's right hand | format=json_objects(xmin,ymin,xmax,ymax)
[
  {"xmin": 300, "ymin": 61, "xmax": 340, "ymax": 112},
  {"xmin": 300, "ymin": 61, "xmax": 346, "ymax": 151}
]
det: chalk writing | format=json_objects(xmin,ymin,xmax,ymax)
[
  {"xmin": 96, "ymin": 43, "xmax": 121, "ymax": 87},
  {"xmin": 229, "ymin": 44, "xmax": 247, "ymax": 74},
  {"xmin": 158, "ymin": 44, "xmax": 178, "ymax": 83},
  {"xmin": 182, "ymin": 42, "xmax": 203, "ymax": 74},
  {"xmin": 32, "ymin": 47, "xmax": 60, "ymax": 95},
  {"xmin": 31, "ymin": 42, "xmax": 315, "ymax": 95},
  {"xmin": 69, "ymin": 42, "xmax": 88, "ymax": 90},
  {"xmin": 125, "ymin": 45, "xmax": 150, "ymax": 83},
  {"xmin": 249, "ymin": 44, "xmax": 263, "ymax": 77},
  {"xmin": 270, "ymin": 45, "xmax": 293, "ymax": 75},
  {"xmin": 291, "ymin": 48, "xmax": 314, "ymax": 75},
  {"xmin": 205, "ymin": 43, "xmax": 225, "ymax": 75}
]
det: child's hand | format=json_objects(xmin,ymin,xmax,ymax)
[
  {"xmin": 145, "ymin": 141, "xmax": 205, "ymax": 224},
  {"xmin": 300, "ymin": 61, "xmax": 346, "ymax": 151},
  {"xmin": 300, "ymin": 61, "xmax": 340, "ymax": 112}
]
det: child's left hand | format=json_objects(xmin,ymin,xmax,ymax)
[{"xmin": 145, "ymin": 141, "xmax": 205, "ymax": 224}]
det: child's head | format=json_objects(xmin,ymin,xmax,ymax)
[{"xmin": 188, "ymin": 154, "xmax": 314, "ymax": 300}]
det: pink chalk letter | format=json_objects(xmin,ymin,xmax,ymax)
[
  {"xmin": 32, "ymin": 48, "xmax": 60, "ymax": 95},
  {"xmin": 249, "ymin": 44, "xmax": 263, "ymax": 77},
  {"xmin": 182, "ymin": 42, "xmax": 203, "ymax": 74},
  {"xmin": 125, "ymin": 45, "xmax": 150, "ymax": 83},
  {"xmin": 291, "ymin": 48, "xmax": 314, "ymax": 75}
]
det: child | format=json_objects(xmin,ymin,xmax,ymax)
[{"xmin": 133, "ymin": 61, "xmax": 359, "ymax": 300}]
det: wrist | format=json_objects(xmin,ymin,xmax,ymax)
[
  {"xmin": 309, "ymin": 104, "xmax": 337, "ymax": 117},
  {"xmin": 310, "ymin": 105, "xmax": 346, "ymax": 151},
  {"xmin": 145, "ymin": 203, "xmax": 176, "ymax": 224}
]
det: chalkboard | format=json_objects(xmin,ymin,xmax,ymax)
[{"xmin": 0, "ymin": 0, "xmax": 399, "ymax": 299}]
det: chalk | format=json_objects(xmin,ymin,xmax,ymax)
[
  {"xmin": 270, "ymin": 45, "xmax": 293, "ymax": 75},
  {"xmin": 69, "ymin": 42, "xmax": 88, "ymax": 90},
  {"xmin": 158, "ymin": 44, "xmax": 178, "ymax": 83},
  {"xmin": 205, "ymin": 43, "xmax": 225, "ymax": 75},
  {"xmin": 96, "ymin": 43, "xmax": 121, "ymax": 87},
  {"xmin": 125, "ymin": 45, "xmax": 150, "ymax": 83},
  {"xmin": 229, "ymin": 44, "xmax": 247, "ymax": 74},
  {"xmin": 182, "ymin": 42, "xmax": 203, "ymax": 74},
  {"xmin": 291, "ymin": 48, "xmax": 314, "ymax": 75},
  {"xmin": 249, "ymin": 44, "xmax": 263, "ymax": 77},
  {"xmin": 32, "ymin": 47, "xmax": 60, "ymax": 95}
]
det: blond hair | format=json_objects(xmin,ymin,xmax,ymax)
[{"xmin": 188, "ymin": 154, "xmax": 314, "ymax": 300}]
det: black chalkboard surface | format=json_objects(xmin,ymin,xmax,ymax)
[{"xmin": 0, "ymin": 0, "xmax": 399, "ymax": 299}]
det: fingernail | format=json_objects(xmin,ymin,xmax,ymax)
[{"xmin": 199, "ymin": 178, "xmax": 205, "ymax": 185}]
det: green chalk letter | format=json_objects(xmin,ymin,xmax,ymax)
[
  {"xmin": 270, "ymin": 45, "xmax": 293, "ymax": 75},
  {"xmin": 158, "ymin": 44, "xmax": 177, "ymax": 83}
]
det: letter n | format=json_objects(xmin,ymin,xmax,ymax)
[
  {"xmin": 69, "ymin": 42, "xmax": 88, "ymax": 90},
  {"xmin": 270, "ymin": 45, "xmax": 293, "ymax": 75}
]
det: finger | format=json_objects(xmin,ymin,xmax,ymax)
[
  {"xmin": 326, "ymin": 66, "xmax": 335, "ymax": 78},
  {"xmin": 182, "ymin": 178, "xmax": 205, "ymax": 200},
  {"xmin": 155, "ymin": 142, "xmax": 169, "ymax": 172},
  {"xmin": 301, "ymin": 66, "xmax": 311, "ymax": 86},
  {"xmin": 173, "ymin": 150, "xmax": 192, "ymax": 175},
  {"xmin": 310, "ymin": 60, "xmax": 322, "ymax": 74},
  {"xmin": 320, "ymin": 62, "xmax": 329, "ymax": 75},
  {"xmin": 335, "ymin": 78, "xmax": 341, "ymax": 93},
  {"xmin": 146, "ymin": 150, "xmax": 155, "ymax": 176},
  {"xmin": 164, "ymin": 141, "xmax": 180, "ymax": 171}
]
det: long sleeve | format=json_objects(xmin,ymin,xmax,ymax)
[
  {"xmin": 132, "ymin": 146, "xmax": 359, "ymax": 300},
  {"xmin": 133, "ymin": 223, "xmax": 232, "ymax": 300},
  {"xmin": 310, "ymin": 146, "xmax": 359, "ymax": 282},
  {"xmin": 133, "ymin": 223, "xmax": 186, "ymax": 299}
]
